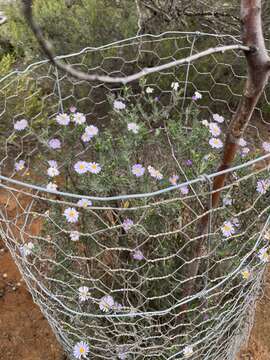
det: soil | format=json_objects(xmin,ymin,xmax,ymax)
[
  {"xmin": 237, "ymin": 269, "xmax": 270, "ymax": 360},
  {"xmin": 0, "ymin": 187, "xmax": 65, "ymax": 360},
  {"xmin": 0, "ymin": 244, "xmax": 65, "ymax": 360}
]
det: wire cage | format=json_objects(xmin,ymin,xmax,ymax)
[{"xmin": 0, "ymin": 32, "xmax": 270, "ymax": 360}]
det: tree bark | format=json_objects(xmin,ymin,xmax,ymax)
[{"xmin": 181, "ymin": 0, "xmax": 270, "ymax": 311}]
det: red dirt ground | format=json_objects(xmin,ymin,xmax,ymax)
[{"xmin": 0, "ymin": 244, "xmax": 65, "ymax": 360}]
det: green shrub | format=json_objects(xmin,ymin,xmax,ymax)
[{"xmin": 1, "ymin": 0, "xmax": 138, "ymax": 60}]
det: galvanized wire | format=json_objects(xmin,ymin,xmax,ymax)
[{"xmin": 0, "ymin": 32, "xmax": 269, "ymax": 360}]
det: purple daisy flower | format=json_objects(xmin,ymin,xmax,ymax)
[
  {"xmin": 74, "ymin": 161, "xmax": 89, "ymax": 174},
  {"xmin": 99, "ymin": 295, "xmax": 114, "ymax": 312},
  {"xmin": 56, "ymin": 113, "xmax": 70, "ymax": 126},
  {"xmin": 180, "ymin": 186, "xmax": 189, "ymax": 195},
  {"xmin": 169, "ymin": 175, "xmax": 179, "ymax": 186},
  {"xmin": 132, "ymin": 249, "xmax": 144, "ymax": 260},
  {"xmin": 132, "ymin": 164, "xmax": 145, "ymax": 177},
  {"xmin": 185, "ymin": 159, "xmax": 193, "ymax": 166},
  {"xmin": 73, "ymin": 341, "xmax": 90, "ymax": 359},
  {"xmin": 87, "ymin": 162, "xmax": 102, "ymax": 174},
  {"xmin": 122, "ymin": 218, "xmax": 134, "ymax": 232},
  {"xmin": 15, "ymin": 160, "xmax": 25, "ymax": 172},
  {"xmin": 256, "ymin": 179, "xmax": 270, "ymax": 194},
  {"xmin": 69, "ymin": 106, "xmax": 77, "ymax": 113},
  {"xmin": 48, "ymin": 138, "xmax": 61, "ymax": 149}
]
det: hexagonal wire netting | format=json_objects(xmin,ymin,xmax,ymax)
[{"xmin": 0, "ymin": 32, "xmax": 270, "ymax": 360}]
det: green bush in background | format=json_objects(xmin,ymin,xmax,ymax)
[{"xmin": 0, "ymin": 0, "xmax": 137, "ymax": 61}]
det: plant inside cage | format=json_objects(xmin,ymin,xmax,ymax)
[{"xmin": 0, "ymin": 1, "xmax": 270, "ymax": 359}]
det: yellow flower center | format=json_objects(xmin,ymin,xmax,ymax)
[
  {"xmin": 79, "ymin": 164, "xmax": 85, "ymax": 170},
  {"xmin": 79, "ymin": 347, "xmax": 85, "ymax": 354},
  {"xmin": 242, "ymin": 270, "xmax": 250, "ymax": 280},
  {"xmin": 224, "ymin": 225, "xmax": 231, "ymax": 231},
  {"xmin": 69, "ymin": 210, "xmax": 76, "ymax": 217},
  {"xmin": 91, "ymin": 164, "xmax": 97, "ymax": 170}
]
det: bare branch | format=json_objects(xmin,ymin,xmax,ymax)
[{"xmin": 21, "ymin": 0, "xmax": 249, "ymax": 84}]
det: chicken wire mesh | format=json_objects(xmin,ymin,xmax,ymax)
[{"xmin": 0, "ymin": 32, "xmax": 270, "ymax": 360}]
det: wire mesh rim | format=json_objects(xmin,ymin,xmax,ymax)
[{"xmin": 0, "ymin": 153, "xmax": 269, "ymax": 202}]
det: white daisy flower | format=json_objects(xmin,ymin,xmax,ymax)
[
  {"xmin": 202, "ymin": 119, "xmax": 209, "ymax": 127},
  {"xmin": 81, "ymin": 132, "xmax": 92, "ymax": 142},
  {"xmin": 127, "ymin": 122, "xmax": 139, "ymax": 134},
  {"xmin": 73, "ymin": 112, "xmax": 86, "ymax": 125},
  {"xmin": 99, "ymin": 295, "xmax": 114, "ymax": 312},
  {"xmin": 56, "ymin": 113, "xmax": 70, "ymax": 126},
  {"xmin": 113, "ymin": 100, "xmax": 126, "ymax": 110},
  {"xmin": 239, "ymin": 138, "xmax": 247, "ymax": 147},
  {"xmin": 148, "ymin": 165, "xmax": 163, "ymax": 180},
  {"xmin": 183, "ymin": 345, "xmax": 194, "ymax": 358},
  {"xmin": 85, "ymin": 125, "xmax": 99, "ymax": 137},
  {"xmin": 48, "ymin": 160, "xmax": 58, "ymax": 168},
  {"xmin": 213, "ymin": 113, "xmax": 224, "ymax": 123},
  {"xmin": 73, "ymin": 341, "xmax": 90, "ymax": 359},
  {"xmin": 209, "ymin": 137, "xmax": 223, "ymax": 149},
  {"xmin": 63, "ymin": 207, "xmax": 79, "ymax": 223},
  {"xmin": 221, "ymin": 221, "xmax": 235, "ymax": 238},
  {"xmin": 19, "ymin": 242, "xmax": 34, "ymax": 257},
  {"xmin": 146, "ymin": 86, "xmax": 154, "ymax": 94},
  {"xmin": 209, "ymin": 122, "xmax": 221, "ymax": 137},
  {"xmin": 47, "ymin": 167, "xmax": 60, "ymax": 177},
  {"xmin": 240, "ymin": 147, "xmax": 250, "ymax": 157},
  {"xmin": 15, "ymin": 160, "xmax": 25, "ymax": 172},
  {"xmin": 262, "ymin": 141, "xmax": 270, "ymax": 152},
  {"xmin": 77, "ymin": 198, "xmax": 92, "ymax": 208},
  {"xmin": 46, "ymin": 182, "xmax": 58, "ymax": 192},
  {"xmin": 70, "ymin": 231, "xmax": 80, "ymax": 242},
  {"xmin": 117, "ymin": 346, "xmax": 129, "ymax": 360},
  {"xmin": 192, "ymin": 91, "xmax": 202, "ymax": 100},
  {"xmin": 87, "ymin": 162, "xmax": 102, "ymax": 174},
  {"xmin": 171, "ymin": 82, "xmax": 180, "ymax": 91},
  {"xmin": 78, "ymin": 286, "xmax": 90, "ymax": 302},
  {"xmin": 223, "ymin": 195, "xmax": 232, "ymax": 206},
  {"xmin": 14, "ymin": 119, "xmax": 28, "ymax": 131},
  {"xmin": 258, "ymin": 247, "xmax": 269, "ymax": 263},
  {"xmin": 74, "ymin": 161, "xmax": 89, "ymax": 175}
]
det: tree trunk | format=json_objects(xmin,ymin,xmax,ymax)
[{"xmin": 181, "ymin": 0, "xmax": 270, "ymax": 311}]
